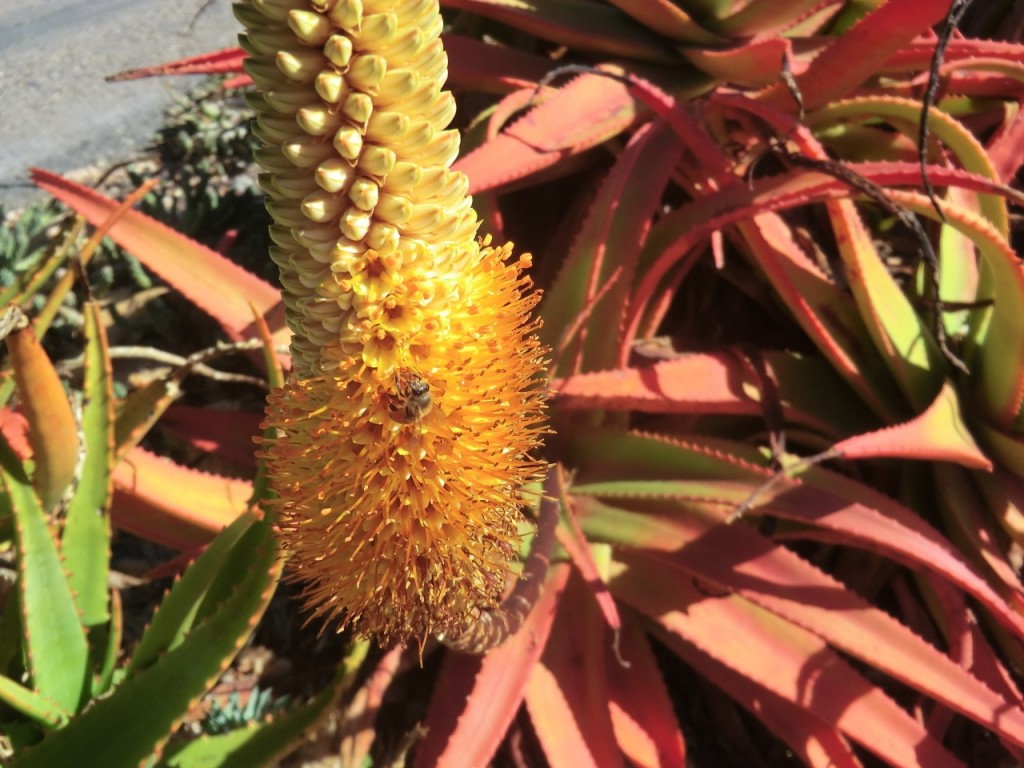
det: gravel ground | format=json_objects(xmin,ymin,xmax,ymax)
[{"xmin": 0, "ymin": 0, "xmax": 240, "ymax": 209}]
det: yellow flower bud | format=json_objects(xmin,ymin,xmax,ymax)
[{"xmin": 242, "ymin": 0, "xmax": 548, "ymax": 647}]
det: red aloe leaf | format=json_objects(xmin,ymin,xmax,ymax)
[
  {"xmin": 541, "ymin": 120, "xmax": 681, "ymax": 375},
  {"xmin": 6, "ymin": 323, "xmax": 78, "ymax": 511},
  {"xmin": 416, "ymin": 563, "xmax": 570, "ymax": 768},
  {"xmin": 934, "ymin": 465, "xmax": 1024, "ymax": 608},
  {"xmin": 0, "ymin": 407, "xmax": 31, "ymax": 458},
  {"xmin": 758, "ymin": 0, "xmax": 951, "ymax": 111},
  {"xmin": 605, "ymin": 615, "xmax": 686, "ymax": 768},
  {"xmin": 769, "ymin": 478, "xmax": 1024, "ymax": 643},
  {"xmin": 804, "ymin": 97, "xmax": 1008, "ymax": 235},
  {"xmin": 222, "ymin": 74, "xmax": 252, "ymax": 90},
  {"xmin": 553, "ymin": 351, "xmax": 873, "ymax": 439},
  {"xmin": 680, "ymin": 36, "xmax": 791, "ymax": 88},
  {"xmin": 159, "ymin": 406, "xmax": 262, "ymax": 470},
  {"xmin": 113, "ymin": 37, "xmax": 554, "ymax": 93},
  {"xmin": 621, "ymin": 160, "xmax": 1023, "ymax": 421},
  {"xmin": 31, "ymin": 169, "xmax": 287, "ymax": 346},
  {"xmin": 654, "ymin": 629, "xmax": 863, "ymax": 768},
  {"xmin": 524, "ymin": 573, "xmax": 622, "ymax": 768},
  {"xmin": 632, "ymin": 516, "xmax": 1024, "ymax": 752},
  {"xmin": 444, "ymin": 34, "xmax": 553, "ymax": 91},
  {"xmin": 111, "ymin": 447, "xmax": 252, "ymax": 550},
  {"xmin": 735, "ymin": 212, "xmax": 904, "ymax": 420},
  {"xmin": 882, "ymin": 36, "xmax": 1024, "ymax": 74},
  {"xmin": 567, "ymin": 431, "xmax": 1024, "ymax": 643},
  {"xmin": 555, "ymin": 491, "xmax": 620, "ymax": 632},
  {"xmin": 918, "ymin": 567, "xmax": 1024, "ymax": 712},
  {"xmin": 440, "ymin": 0, "xmax": 679, "ymax": 63},
  {"xmin": 105, "ymin": 47, "xmax": 247, "ymax": 81},
  {"xmin": 604, "ymin": 0, "xmax": 721, "ymax": 45},
  {"xmin": 831, "ymin": 381, "xmax": 992, "ymax": 470},
  {"xmin": 454, "ymin": 72, "xmax": 638, "ymax": 194},
  {"xmin": 614, "ymin": 551, "xmax": 963, "ymax": 767}
]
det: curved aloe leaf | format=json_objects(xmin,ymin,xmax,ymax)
[
  {"xmin": 441, "ymin": 0, "xmax": 680, "ymax": 63},
  {"xmin": 757, "ymin": 0, "xmax": 950, "ymax": 111},
  {"xmin": 680, "ymin": 36, "xmax": 792, "ymax": 88},
  {"xmin": 709, "ymin": 0, "xmax": 836, "ymax": 37},
  {"xmin": 113, "ymin": 378, "xmax": 183, "ymax": 464},
  {"xmin": 566, "ymin": 431, "xmax": 1024, "ymax": 641},
  {"xmin": 831, "ymin": 380, "xmax": 991, "ymax": 469},
  {"xmin": 61, "ymin": 304, "xmax": 113, "ymax": 629},
  {"xmin": 604, "ymin": 615, "xmax": 685, "ymax": 767},
  {"xmin": 553, "ymin": 351, "xmax": 875, "ymax": 439},
  {"xmin": 0, "ymin": 439, "xmax": 89, "ymax": 716},
  {"xmin": 5, "ymin": 323, "xmax": 78, "ymax": 512},
  {"xmin": 883, "ymin": 190, "xmax": 1024, "ymax": 428},
  {"xmin": 625, "ymin": 516, "xmax": 1024, "ymax": 751},
  {"xmin": 112, "ymin": 447, "xmax": 252, "ymax": 550},
  {"xmin": 127, "ymin": 512, "xmax": 258, "ymax": 675},
  {"xmin": 604, "ymin": 0, "xmax": 722, "ymax": 45},
  {"xmin": 0, "ymin": 676, "xmax": 66, "ymax": 731},
  {"xmin": 808, "ymin": 98, "xmax": 1006, "ymax": 235},
  {"xmin": 541, "ymin": 120, "xmax": 682, "ymax": 375},
  {"xmin": 525, "ymin": 572, "xmax": 622, "ymax": 768},
  {"xmin": 30, "ymin": 169, "xmax": 286, "ymax": 347},
  {"xmin": 455, "ymin": 72, "xmax": 640, "ymax": 195},
  {"xmin": 614, "ymin": 552, "xmax": 966, "ymax": 768},
  {"xmin": 613, "ymin": 550, "xmax": 965, "ymax": 767},
  {"xmin": 416, "ymin": 563, "xmax": 570, "ymax": 768}
]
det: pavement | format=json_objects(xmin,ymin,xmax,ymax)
[{"xmin": 0, "ymin": 0, "xmax": 241, "ymax": 210}]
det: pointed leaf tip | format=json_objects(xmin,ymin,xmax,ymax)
[{"xmin": 833, "ymin": 382, "xmax": 992, "ymax": 470}]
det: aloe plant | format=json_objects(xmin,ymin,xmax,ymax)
[{"xmin": 11, "ymin": 0, "xmax": 1024, "ymax": 765}]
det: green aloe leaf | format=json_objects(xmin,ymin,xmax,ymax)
[
  {"xmin": 127, "ymin": 511, "xmax": 258, "ymax": 675},
  {"xmin": 0, "ymin": 436, "xmax": 89, "ymax": 717},
  {"xmin": 113, "ymin": 377, "xmax": 183, "ymax": 464},
  {"xmin": 12, "ymin": 518, "xmax": 281, "ymax": 768},
  {"xmin": 93, "ymin": 590, "xmax": 123, "ymax": 698},
  {"xmin": 0, "ymin": 675, "xmax": 67, "ymax": 731},
  {"xmin": 157, "ymin": 641, "xmax": 369, "ymax": 768},
  {"xmin": 61, "ymin": 303, "xmax": 114, "ymax": 630}
]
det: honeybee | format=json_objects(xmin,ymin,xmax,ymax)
[{"xmin": 388, "ymin": 369, "xmax": 433, "ymax": 424}]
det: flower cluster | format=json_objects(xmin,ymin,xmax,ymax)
[{"xmin": 240, "ymin": 0, "xmax": 548, "ymax": 645}]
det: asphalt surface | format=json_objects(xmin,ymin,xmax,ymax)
[{"xmin": 0, "ymin": 0, "xmax": 240, "ymax": 209}]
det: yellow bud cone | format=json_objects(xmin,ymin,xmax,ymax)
[{"xmin": 240, "ymin": 0, "xmax": 549, "ymax": 646}]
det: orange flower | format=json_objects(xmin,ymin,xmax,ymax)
[{"xmin": 241, "ymin": 0, "xmax": 548, "ymax": 645}]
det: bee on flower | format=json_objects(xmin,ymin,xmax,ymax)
[{"xmin": 243, "ymin": 0, "xmax": 549, "ymax": 647}]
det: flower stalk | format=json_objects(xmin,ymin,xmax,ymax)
[{"xmin": 239, "ymin": 0, "xmax": 548, "ymax": 646}]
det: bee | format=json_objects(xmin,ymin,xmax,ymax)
[{"xmin": 388, "ymin": 369, "xmax": 433, "ymax": 424}]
